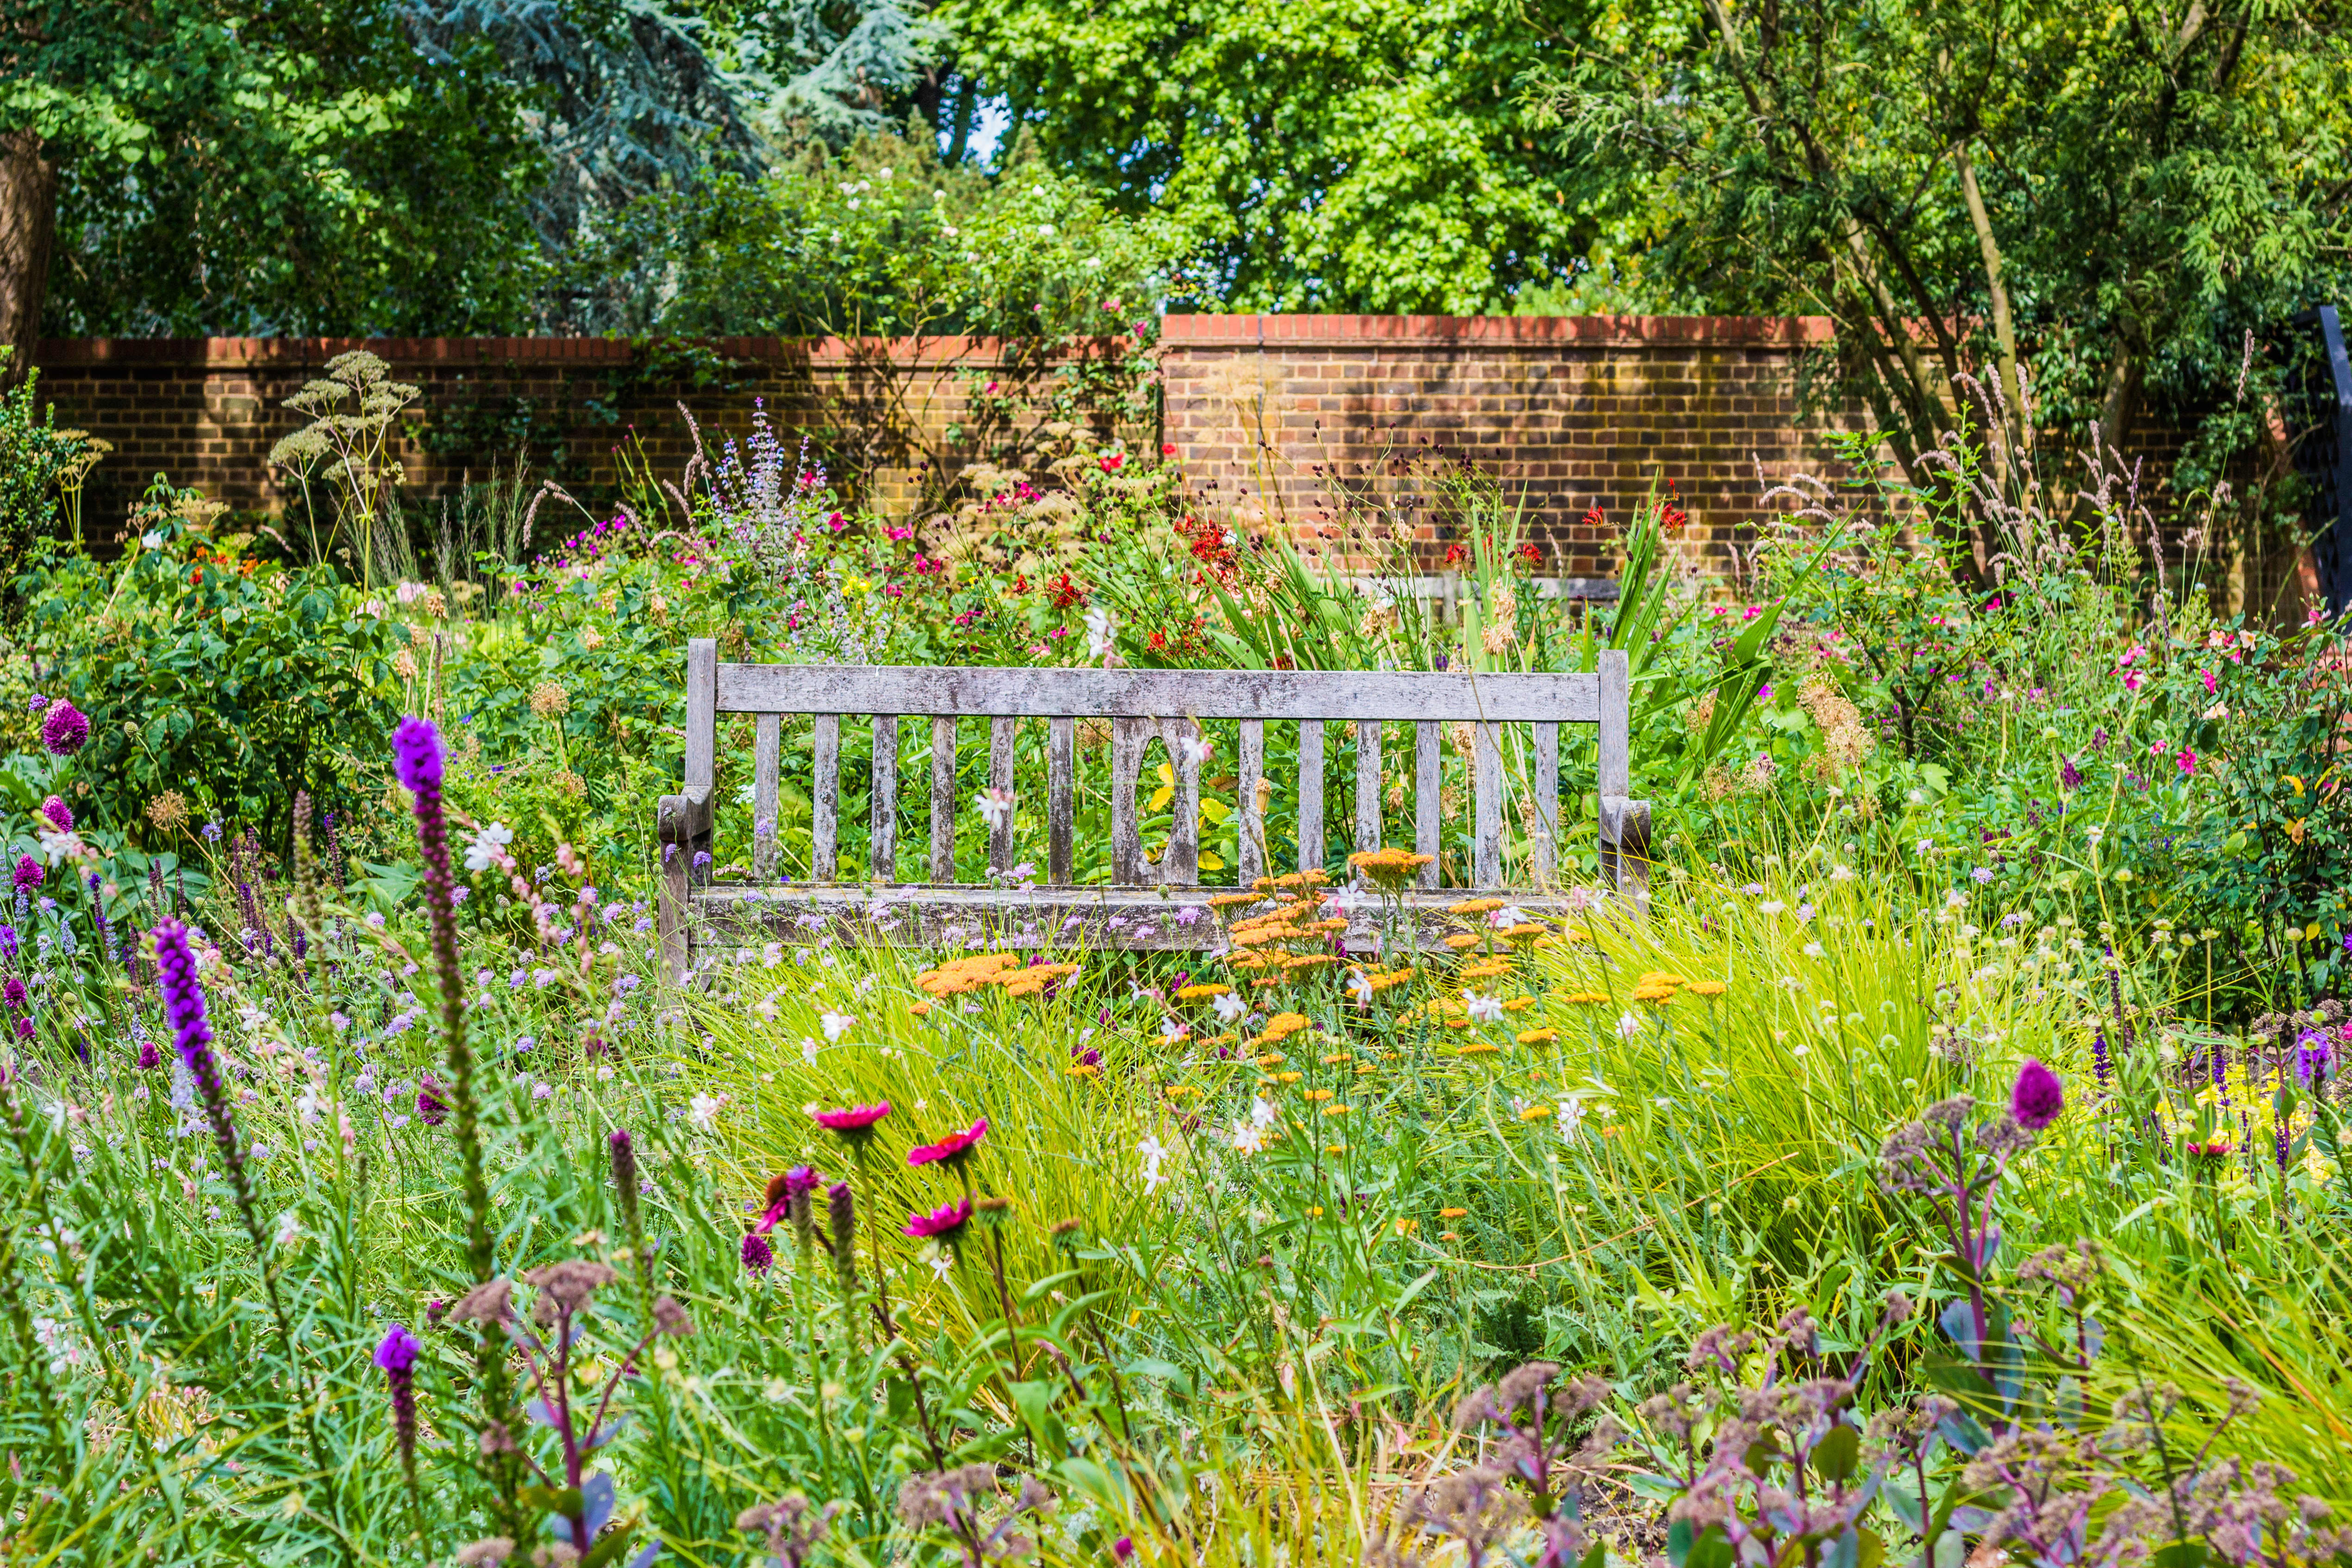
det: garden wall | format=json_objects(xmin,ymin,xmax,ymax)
[{"xmin": 35, "ymin": 319, "xmax": 1998, "ymax": 578}]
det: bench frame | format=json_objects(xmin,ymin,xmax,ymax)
[{"xmin": 656, "ymin": 643, "xmax": 1650, "ymax": 975}]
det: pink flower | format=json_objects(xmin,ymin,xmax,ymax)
[
  {"xmin": 907, "ymin": 1117, "xmax": 989, "ymax": 1170},
  {"xmin": 2176, "ymin": 749, "xmax": 2196, "ymax": 776},
  {"xmin": 2121, "ymin": 671, "xmax": 2146, "ymax": 692},
  {"xmin": 811, "ymin": 1102, "xmax": 892, "ymax": 1145},
  {"xmin": 903, "ymin": 1196, "xmax": 974, "ymax": 1241},
  {"xmin": 2200, "ymin": 668, "xmax": 2217, "ymax": 695}
]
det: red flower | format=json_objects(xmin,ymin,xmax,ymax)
[
  {"xmin": 1517, "ymin": 541, "xmax": 1543, "ymax": 567},
  {"xmin": 1100, "ymin": 453, "xmax": 1125, "ymax": 472},
  {"xmin": 1660, "ymin": 503, "xmax": 1689, "ymax": 532},
  {"xmin": 1160, "ymin": 443, "xmax": 1178, "ymax": 457},
  {"xmin": 1443, "ymin": 543, "xmax": 1468, "ymax": 568},
  {"xmin": 811, "ymin": 1102, "xmax": 892, "ymax": 1145},
  {"xmin": 907, "ymin": 1117, "xmax": 989, "ymax": 1169},
  {"xmin": 903, "ymin": 1196, "xmax": 974, "ymax": 1241},
  {"xmin": 1579, "ymin": 503, "xmax": 1604, "ymax": 530},
  {"xmin": 1148, "ymin": 629, "xmax": 1170, "ymax": 651}
]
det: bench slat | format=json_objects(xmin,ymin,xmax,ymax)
[
  {"xmin": 1473, "ymin": 720, "xmax": 1502, "ymax": 887},
  {"xmin": 716, "ymin": 662, "xmax": 1602, "ymax": 722},
  {"xmin": 1047, "ymin": 718, "xmax": 1074, "ymax": 884},
  {"xmin": 929, "ymin": 716, "xmax": 957, "ymax": 883},
  {"xmin": 1110, "ymin": 718, "xmax": 1145, "ymax": 884},
  {"xmin": 753, "ymin": 712, "xmax": 780, "ymax": 881},
  {"xmin": 1533, "ymin": 720, "xmax": 1560, "ymax": 883},
  {"xmin": 1166, "ymin": 718, "xmax": 1201, "ymax": 885},
  {"xmin": 870, "ymin": 716, "xmax": 898, "ymax": 882},
  {"xmin": 812, "ymin": 715, "xmax": 838, "ymax": 878},
  {"xmin": 686, "ymin": 640, "xmax": 717, "ymax": 796},
  {"xmin": 1355, "ymin": 720, "xmax": 1382, "ymax": 860},
  {"xmin": 1238, "ymin": 719, "xmax": 1265, "ymax": 885},
  {"xmin": 1415, "ymin": 721, "xmax": 1440, "ymax": 889},
  {"xmin": 1296, "ymin": 719, "xmax": 1325, "ymax": 872},
  {"xmin": 989, "ymin": 716, "xmax": 1016, "ymax": 875}
]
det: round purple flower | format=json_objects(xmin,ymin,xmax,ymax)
[
  {"xmin": 741, "ymin": 1231, "xmax": 774, "ymax": 1272},
  {"xmin": 417, "ymin": 1075, "xmax": 449, "ymax": 1127},
  {"xmin": 373, "ymin": 1323, "xmax": 421, "ymax": 1374},
  {"xmin": 2, "ymin": 977, "xmax": 25, "ymax": 1009},
  {"xmin": 2010, "ymin": 1058, "xmax": 2064, "ymax": 1131},
  {"xmin": 12, "ymin": 856, "xmax": 42, "ymax": 894},
  {"xmin": 36, "ymin": 796, "xmax": 70, "ymax": 834},
  {"xmin": 40, "ymin": 701, "xmax": 88, "ymax": 756},
  {"xmin": 13, "ymin": 1017, "xmax": 30, "ymax": 1041}
]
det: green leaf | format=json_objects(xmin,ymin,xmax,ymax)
[{"xmin": 1811, "ymin": 1424, "xmax": 1861, "ymax": 1483}]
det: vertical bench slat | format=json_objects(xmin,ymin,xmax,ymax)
[
  {"xmin": 753, "ymin": 712, "xmax": 780, "ymax": 881},
  {"xmin": 870, "ymin": 715, "xmax": 899, "ymax": 882},
  {"xmin": 812, "ymin": 715, "xmax": 839, "ymax": 880},
  {"xmin": 1414, "ymin": 721, "xmax": 1440, "ymax": 890},
  {"xmin": 1354, "ymin": 720, "xmax": 1382, "ymax": 857},
  {"xmin": 1296, "ymin": 719, "xmax": 1325, "ymax": 872},
  {"xmin": 1047, "ymin": 718, "xmax": 1075, "ymax": 884},
  {"xmin": 1532, "ymin": 720, "xmax": 1560, "ymax": 883},
  {"xmin": 1110, "ymin": 718, "xmax": 1145, "ymax": 884},
  {"xmin": 1473, "ymin": 720, "xmax": 1502, "ymax": 887},
  {"xmin": 929, "ymin": 716, "xmax": 957, "ymax": 883},
  {"xmin": 989, "ymin": 716, "xmax": 1016, "ymax": 875},
  {"xmin": 684, "ymin": 639, "xmax": 717, "ymax": 802},
  {"xmin": 1238, "ymin": 719, "xmax": 1266, "ymax": 886},
  {"xmin": 1164, "ymin": 718, "xmax": 1201, "ymax": 885}
]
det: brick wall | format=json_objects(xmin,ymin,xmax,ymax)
[
  {"xmin": 1158, "ymin": 313, "xmax": 1859, "ymax": 577},
  {"xmin": 32, "ymin": 334, "xmax": 1146, "ymax": 549},
  {"xmin": 38, "ymin": 317, "xmax": 1863, "ymax": 572}
]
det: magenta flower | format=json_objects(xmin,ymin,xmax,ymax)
[
  {"xmin": 741, "ymin": 1231, "xmax": 775, "ymax": 1272},
  {"xmin": 755, "ymin": 1164, "xmax": 823, "ymax": 1232},
  {"xmin": 903, "ymin": 1196, "xmax": 974, "ymax": 1242},
  {"xmin": 40, "ymin": 701, "xmax": 88, "ymax": 756},
  {"xmin": 2176, "ymin": 748, "xmax": 2196, "ymax": 776},
  {"xmin": 36, "ymin": 796, "xmax": 70, "ymax": 833},
  {"xmin": 907, "ymin": 1117, "xmax": 989, "ymax": 1171},
  {"xmin": 375, "ymin": 1323, "xmax": 422, "ymax": 1487},
  {"xmin": 811, "ymin": 1101, "xmax": 891, "ymax": 1145},
  {"xmin": 2010, "ymin": 1058, "xmax": 2064, "ymax": 1131},
  {"xmin": 12, "ymin": 855, "xmax": 41, "ymax": 894},
  {"xmin": 417, "ymin": 1074, "xmax": 449, "ymax": 1127}
]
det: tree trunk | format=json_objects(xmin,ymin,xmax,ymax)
[{"xmin": 0, "ymin": 131, "xmax": 57, "ymax": 389}]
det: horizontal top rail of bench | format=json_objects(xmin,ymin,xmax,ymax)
[{"xmin": 710, "ymin": 662, "xmax": 1606, "ymax": 723}]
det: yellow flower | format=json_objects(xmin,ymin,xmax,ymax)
[
  {"xmin": 1443, "ymin": 934, "xmax": 1483, "ymax": 951},
  {"xmin": 1256, "ymin": 1052, "xmax": 1288, "ymax": 1067},
  {"xmin": 1519, "ymin": 1104, "xmax": 1554, "ymax": 1122},
  {"xmin": 1457, "ymin": 960, "xmax": 1513, "ymax": 981},
  {"xmin": 1321, "ymin": 1051, "xmax": 1352, "ymax": 1065},
  {"xmin": 1560, "ymin": 990, "xmax": 1611, "ymax": 1005},
  {"xmin": 1068, "ymin": 1063, "xmax": 1099, "ymax": 1078},
  {"xmin": 1687, "ymin": 980, "xmax": 1727, "ymax": 997},
  {"xmin": 1275, "ymin": 1071, "xmax": 1303, "ymax": 1084},
  {"xmin": 1251, "ymin": 1012, "xmax": 1309, "ymax": 1047},
  {"xmin": 1305, "ymin": 1088, "xmax": 1333, "ymax": 1102},
  {"xmin": 1457, "ymin": 1042, "xmax": 1500, "ymax": 1058},
  {"xmin": 1439, "ymin": 1206, "xmax": 1469, "ymax": 1219},
  {"xmin": 1175, "ymin": 983, "xmax": 1232, "ymax": 1001},
  {"xmin": 1321, "ymin": 1102, "xmax": 1352, "ymax": 1117},
  {"xmin": 1502, "ymin": 997, "xmax": 1535, "ymax": 1013},
  {"xmin": 1306, "ymin": 1206, "xmax": 1325, "ymax": 1218},
  {"xmin": 1165, "ymin": 1084, "xmax": 1202, "ymax": 1099},
  {"xmin": 1393, "ymin": 1217, "xmax": 1418, "ymax": 1236},
  {"xmin": 1634, "ymin": 971, "xmax": 1687, "ymax": 988},
  {"xmin": 1447, "ymin": 899, "xmax": 1505, "ymax": 916},
  {"xmin": 1325, "ymin": 1143, "xmax": 1347, "ymax": 1154},
  {"xmin": 1281, "ymin": 954, "xmax": 1339, "ymax": 972},
  {"xmin": 1208, "ymin": 891, "xmax": 1264, "ymax": 909},
  {"xmin": 1516, "ymin": 1029, "xmax": 1558, "ymax": 1046}
]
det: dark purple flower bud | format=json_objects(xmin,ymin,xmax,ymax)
[
  {"xmin": 418, "ymin": 1075, "xmax": 449, "ymax": 1126},
  {"xmin": 828, "ymin": 1181, "xmax": 857, "ymax": 1292},
  {"xmin": 2060, "ymin": 756, "xmax": 2082, "ymax": 791},
  {"xmin": 36, "ymin": 795, "xmax": 70, "ymax": 833},
  {"xmin": 741, "ymin": 1231, "xmax": 774, "ymax": 1272},
  {"xmin": 14, "ymin": 1017, "xmax": 31, "ymax": 1041},
  {"xmin": 40, "ymin": 701, "xmax": 88, "ymax": 756},
  {"xmin": 3, "ymin": 978, "xmax": 24, "ymax": 1009},
  {"xmin": 12, "ymin": 856, "xmax": 41, "ymax": 894},
  {"xmin": 2010, "ymin": 1058, "xmax": 2064, "ymax": 1131}
]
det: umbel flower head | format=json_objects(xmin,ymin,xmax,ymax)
[
  {"xmin": 2010, "ymin": 1058, "xmax": 2064, "ymax": 1131},
  {"xmin": 40, "ymin": 700, "xmax": 88, "ymax": 756}
]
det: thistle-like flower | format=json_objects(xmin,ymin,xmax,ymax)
[
  {"xmin": 40, "ymin": 700, "xmax": 88, "ymax": 756},
  {"xmin": 2010, "ymin": 1058, "xmax": 2064, "ymax": 1132}
]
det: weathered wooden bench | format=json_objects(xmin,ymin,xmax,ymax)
[{"xmin": 655, "ymin": 640, "xmax": 1649, "ymax": 975}]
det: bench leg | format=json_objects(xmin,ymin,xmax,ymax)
[
  {"xmin": 1598, "ymin": 796, "xmax": 1652, "ymax": 915},
  {"xmin": 657, "ymin": 792, "xmax": 712, "ymax": 987}
]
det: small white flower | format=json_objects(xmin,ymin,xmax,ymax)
[
  {"xmin": 1557, "ymin": 1099, "xmax": 1587, "ymax": 1143},
  {"xmin": 1176, "ymin": 733, "xmax": 1214, "ymax": 768},
  {"xmin": 976, "ymin": 788, "xmax": 1016, "ymax": 830},
  {"xmin": 1758, "ymin": 900, "xmax": 1787, "ymax": 916},
  {"xmin": 1945, "ymin": 889, "xmax": 1969, "ymax": 909},
  {"xmin": 1138, "ymin": 1135, "xmax": 1169, "ymax": 1193},
  {"xmin": 463, "ymin": 822, "xmax": 515, "ymax": 874},
  {"xmin": 1489, "ymin": 905, "xmax": 1529, "ymax": 929},
  {"xmin": 1464, "ymin": 992, "xmax": 1504, "ymax": 1024},
  {"xmin": 1802, "ymin": 942, "xmax": 1826, "ymax": 958},
  {"xmin": 820, "ymin": 1010, "xmax": 857, "ymax": 1043},
  {"xmin": 142, "ymin": 530, "xmax": 164, "ymax": 551},
  {"xmin": 2086, "ymin": 825, "xmax": 2106, "ymax": 845},
  {"xmin": 1830, "ymin": 863, "xmax": 1856, "ymax": 882},
  {"xmin": 273, "ymin": 1210, "xmax": 302, "ymax": 1249},
  {"xmin": 1615, "ymin": 1012, "xmax": 1643, "ymax": 1039},
  {"xmin": 1212, "ymin": 992, "xmax": 1247, "ymax": 1024},
  {"xmin": 688, "ymin": 1093, "xmax": 725, "ymax": 1130},
  {"xmin": 1251, "ymin": 1096, "xmax": 1279, "ymax": 1129},
  {"xmin": 1084, "ymin": 606, "xmax": 1118, "ymax": 661},
  {"xmin": 801, "ymin": 1035, "xmax": 820, "ymax": 1066},
  {"xmin": 1232, "ymin": 1119, "xmax": 1267, "ymax": 1155},
  {"xmin": 1159, "ymin": 1017, "xmax": 1189, "ymax": 1041},
  {"xmin": 927, "ymin": 1249, "xmax": 954, "ymax": 1283},
  {"xmin": 1346, "ymin": 970, "xmax": 1374, "ymax": 1003}
]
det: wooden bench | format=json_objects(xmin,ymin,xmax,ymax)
[{"xmin": 655, "ymin": 641, "xmax": 1650, "ymax": 976}]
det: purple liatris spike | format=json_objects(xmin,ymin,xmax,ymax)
[
  {"xmin": 741, "ymin": 1231, "xmax": 774, "ymax": 1273},
  {"xmin": 2010, "ymin": 1058, "xmax": 2064, "ymax": 1131},
  {"xmin": 2092, "ymin": 1031, "xmax": 2111, "ymax": 1091},
  {"xmin": 828, "ymin": 1181, "xmax": 857, "ymax": 1291},
  {"xmin": 155, "ymin": 917, "xmax": 263, "ymax": 1243},
  {"xmin": 2213, "ymin": 1037, "xmax": 2227, "ymax": 1104},
  {"xmin": 375, "ymin": 1323, "xmax": 422, "ymax": 1473}
]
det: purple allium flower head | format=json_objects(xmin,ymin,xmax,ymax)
[
  {"xmin": 741, "ymin": 1231, "xmax": 774, "ymax": 1272},
  {"xmin": 1, "ymin": 978, "xmax": 23, "ymax": 1009},
  {"xmin": 11, "ymin": 856, "xmax": 40, "ymax": 894},
  {"xmin": 40, "ymin": 701, "xmax": 88, "ymax": 756},
  {"xmin": 36, "ymin": 796, "xmax": 70, "ymax": 833},
  {"xmin": 417, "ymin": 1075, "xmax": 449, "ymax": 1126},
  {"xmin": 2010, "ymin": 1058, "xmax": 2064, "ymax": 1131}
]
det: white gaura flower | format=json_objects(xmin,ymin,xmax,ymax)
[
  {"xmin": 1084, "ymin": 606, "xmax": 1118, "ymax": 661},
  {"xmin": 1346, "ymin": 971, "xmax": 1374, "ymax": 1004},
  {"xmin": 801, "ymin": 1036, "xmax": 820, "ymax": 1066},
  {"xmin": 1231, "ymin": 1119, "xmax": 1267, "ymax": 1155},
  {"xmin": 976, "ymin": 788, "xmax": 1015, "ymax": 830},
  {"xmin": 1212, "ymin": 992, "xmax": 1247, "ymax": 1024},
  {"xmin": 820, "ymin": 1010, "xmax": 857, "ymax": 1043},
  {"xmin": 1138, "ymin": 1135, "xmax": 1169, "ymax": 1193},
  {"xmin": 1615, "ymin": 1011, "xmax": 1644, "ymax": 1039},
  {"xmin": 1464, "ymin": 993, "xmax": 1505, "ymax": 1025},
  {"xmin": 1159, "ymin": 1017, "xmax": 1189, "ymax": 1042},
  {"xmin": 1251, "ymin": 1096, "xmax": 1278, "ymax": 1129},
  {"xmin": 688, "ymin": 1093, "xmax": 726, "ymax": 1130},
  {"xmin": 463, "ymin": 821, "xmax": 514, "ymax": 873},
  {"xmin": 1176, "ymin": 733, "xmax": 1214, "ymax": 767},
  {"xmin": 273, "ymin": 1210, "xmax": 303, "ymax": 1249}
]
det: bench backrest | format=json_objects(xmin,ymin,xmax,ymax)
[{"xmin": 672, "ymin": 640, "xmax": 1638, "ymax": 893}]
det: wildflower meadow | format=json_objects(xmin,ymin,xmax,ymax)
[{"xmin": 0, "ymin": 336, "xmax": 2345, "ymax": 1568}]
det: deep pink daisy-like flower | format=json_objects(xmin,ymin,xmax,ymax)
[
  {"xmin": 754, "ymin": 1164, "xmax": 824, "ymax": 1232},
  {"xmin": 903, "ymin": 1196, "xmax": 974, "ymax": 1242},
  {"xmin": 811, "ymin": 1102, "xmax": 892, "ymax": 1145},
  {"xmin": 907, "ymin": 1117, "xmax": 989, "ymax": 1170}
]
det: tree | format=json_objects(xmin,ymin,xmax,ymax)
[
  {"xmin": 934, "ymin": 0, "xmax": 1614, "ymax": 313},
  {"xmin": 1545, "ymin": 0, "xmax": 2352, "ymax": 545}
]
